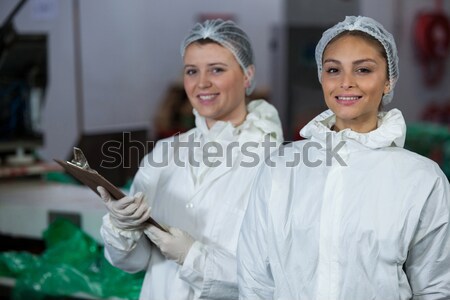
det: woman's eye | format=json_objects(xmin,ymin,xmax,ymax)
[
  {"xmin": 357, "ymin": 67, "xmax": 371, "ymax": 73},
  {"xmin": 325, "ymin": 67, "xmax": 339, "ymax": 74},
  {"xmin": 185, "ymin": 69, "xmax": 197, "ymax": 76},
  {"xmin": 211, "ymin": 67, "xmax": 225, "ymax": 74}
]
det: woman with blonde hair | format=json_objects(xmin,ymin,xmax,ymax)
[{"xmin": 98, "ymin": 19, "xmax": 283, "ymax": 299}]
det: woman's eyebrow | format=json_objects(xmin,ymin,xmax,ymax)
[
  {"xmin": 323, "ymin": 58, "xmax": 378, "ymax": 65},
  {"xmin": 353, "ymin": 58, "xmax": 377, "ymax": 65},
  {"xmin": 183, "ymin": 62, "xmax": 228, "ymax": 69},
  {"xmin": 323, "ymin": 59, "xmax": 340, "ymax": 65},
  {"xmin": 207, "ymin": 62, "xmax": 228, "ymax": 67}
]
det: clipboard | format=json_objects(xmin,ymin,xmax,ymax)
[{"xmin": 54, "ymin": 147, "xmax": 166, "ymax": 231}]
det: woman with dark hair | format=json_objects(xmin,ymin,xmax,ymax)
[{"xmin": 238, "ymin": 16, "xmax": 450, "ymax": 299}]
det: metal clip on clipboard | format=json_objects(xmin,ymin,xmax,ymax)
[
  {"xmin": 54, "ymin": 147, "xmax": 166, "ymax": 231},
  {"xmin": 69, "ymin": 147, "xmax": 93, "ymax": 170}
]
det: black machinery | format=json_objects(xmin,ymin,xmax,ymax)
[{"xmin": 0, "ymin": 0, "xmax": 48, "ymax": 162}]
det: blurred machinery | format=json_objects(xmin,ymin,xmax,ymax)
[{"xmin": 0, "ymin": 0, "xmax": 47, "ymax": 165}]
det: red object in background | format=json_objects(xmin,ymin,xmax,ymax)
[
  {"xmin": 420, "ymin": 100, "xmax": 450, "ymax": 126},
  {"xmin": 413, "ymin": 0, "xmax": 450, "ymax": 86}
]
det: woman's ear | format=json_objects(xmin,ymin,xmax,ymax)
[
  {"xmin": 383, "ymin": 80, "xmax": 391, "ymax": 95},
  {"xmin": 244, "ymin": 65, "xmax": 255, "ymax": 88}
]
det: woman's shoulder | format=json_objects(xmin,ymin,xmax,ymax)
[
  {"xmin": 385, "ymin": 147, "xmax": 448, "ymax": 181},
  {"xmin": 140, "ymin": 128, "xmax": 200, "ymax": 164},
  {"xmin": 240, "ymin": 99, "xmax": 284, "ymax": 144}
]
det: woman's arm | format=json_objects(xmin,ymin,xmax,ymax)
[
  {"xmin": 100, "ymin": 141, "xmax": 167, "ymax": 273},
  {"xmin": 405, "ymin": 171, "xmax": 450, "ymax": 298},
  {"xmin": 101, "ymin": 215, "xmax": 153, "ymax": 273},
  {"xmin": 237, "ymin": 164, "xmax": 275, "ymax": 299}
]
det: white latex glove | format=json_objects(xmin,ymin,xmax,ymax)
[
  {"xmin": 97, "ymin": 186, "xmax": 151, "ymax": 231},
  {"xmin": 144, "ymin": 225, "xmax": 195, "ymax": 265}
]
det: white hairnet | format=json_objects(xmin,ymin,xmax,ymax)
[
  {"xmin": 315, "ymin": 16, "xmax": 399, "ymax": 105},
  {"xmin": 180, "ymin": 19, "xmax": 256, "ymax": 95}
]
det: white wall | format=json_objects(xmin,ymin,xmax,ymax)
[{"xmin": 1, "ymin": 0, "xmax": 283, "ymax": 161}]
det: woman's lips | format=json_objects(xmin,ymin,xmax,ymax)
[
  {"xmin": 198, "ymin": 93, "xmax": 219, "ymax": 104},
  {"xmin": 335, "ymin": 95, "xmax": 362, "ymax": 106}
]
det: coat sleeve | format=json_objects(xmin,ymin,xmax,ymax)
[
  {"xmin": 101, "ymin": 215, "xmax": 153, "ymax": 273},
  {"xmin": 177, "ymin": 240, "xmax": 240, "ymax": 299},
  {"xmin": 237, "ymin": 164, "xmax": 275, "ymax": 299},
  {"xmin": 405, "ymin": 169, "xmax": 450, "ymax": 299},
  {"xmin": 100, "ymin": 141, "xmax": 166, "ymax": 273}
]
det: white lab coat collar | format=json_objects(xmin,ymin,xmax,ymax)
[
  {"xmin": 193, "ymin": 99, "xmax": 283, "ymax": 145},
  {"xmin": 300, "ymin": 108, "xmax": 406, "ymax": 149},
  {"xmin": 189, "ymin": 99, "xmax": 283, "ymax": 187}
]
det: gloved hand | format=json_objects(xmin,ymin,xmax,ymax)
[
  {"xmin": 144, "ymin": 225, "xmax": 195, "ymax": 265},
  {"xmin": 97, "ymin": 186, "xmax": 151, "ymax": 231}
]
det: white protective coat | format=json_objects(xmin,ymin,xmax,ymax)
[
  {"xmin": 101, "ymin": 99, "xmax": 283, "ymax": 300},
  {"xmin": 238, "ymin": 108, "xmax": 450, "ymax": 300}
]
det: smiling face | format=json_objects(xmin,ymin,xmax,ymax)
[
  {"xmin": 183, "ymin": 41, "xmax": 253, "ymax": 128},
  {"xmin": 321, "ymin": 33, "xmax": 390, "ymax": 133}
]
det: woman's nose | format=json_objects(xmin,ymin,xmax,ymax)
[
  {"xmin": 340, "ymin": 74, "xmax": 355, "ymax": 89},
  {"xmin": 198, "ymin": 73, "xmax": 212, "ymax": 88}
]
